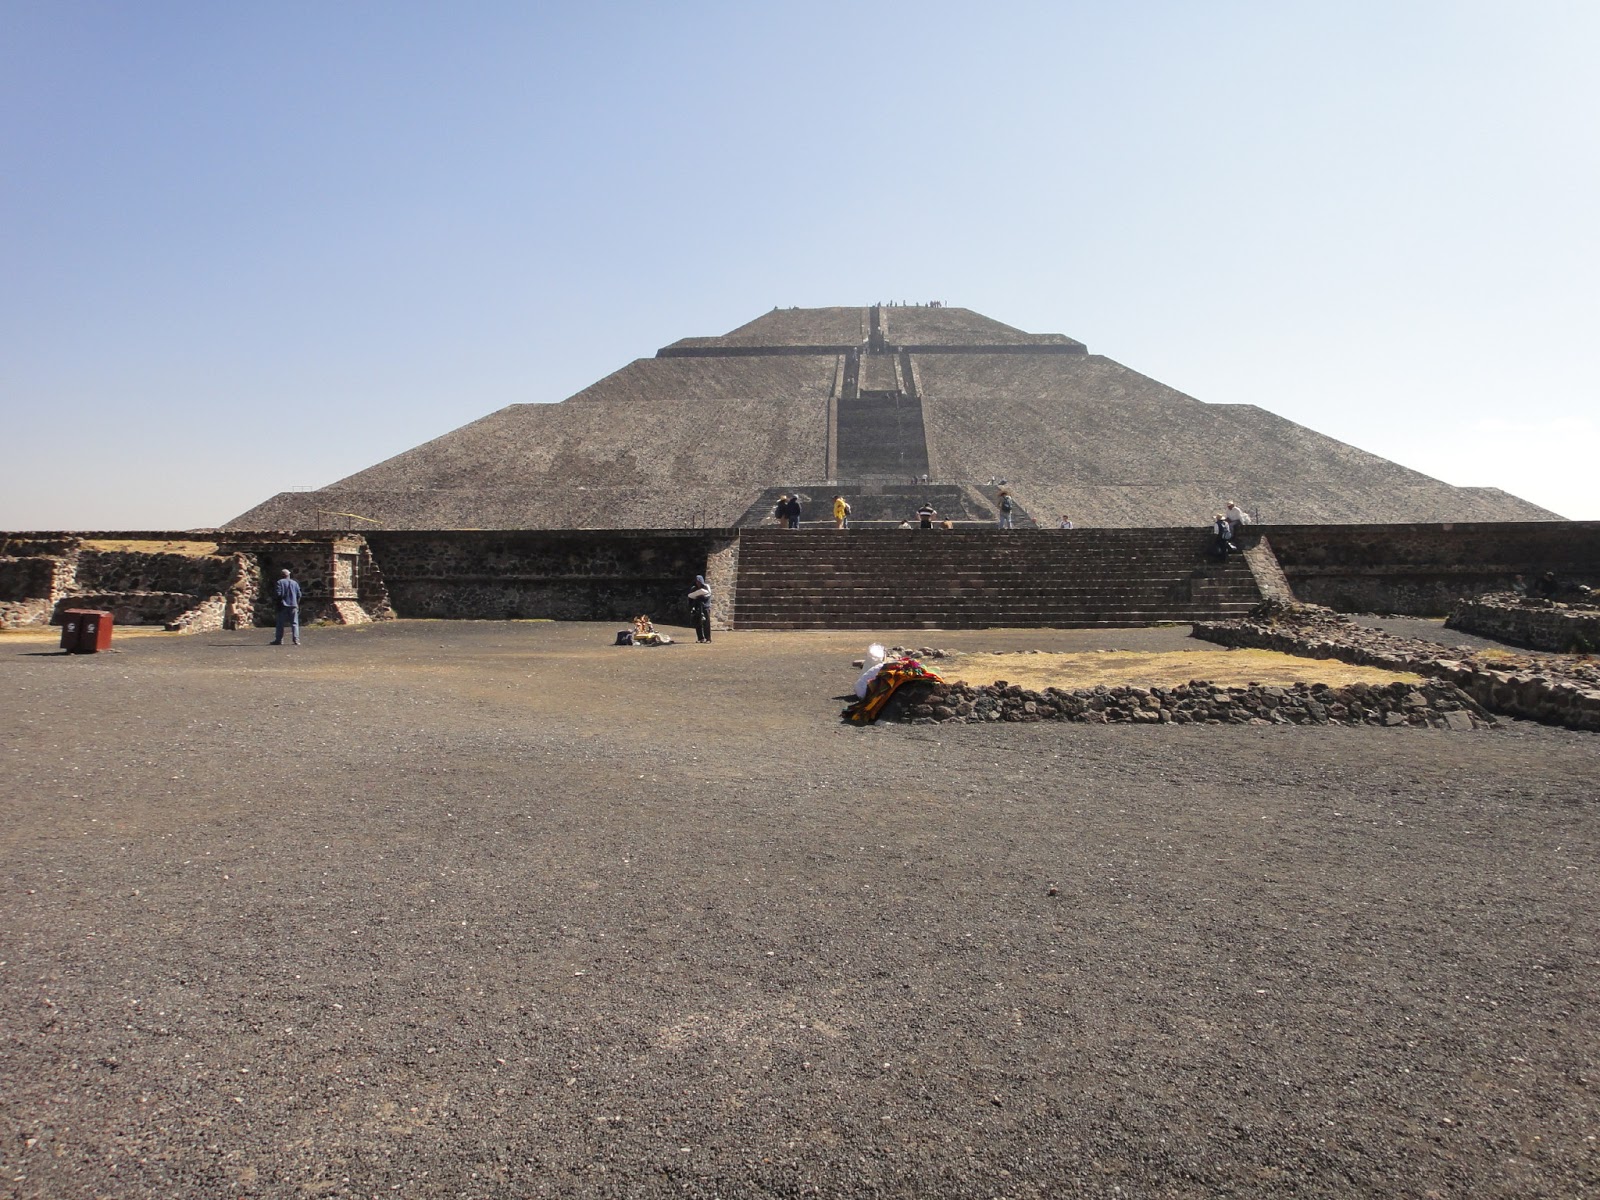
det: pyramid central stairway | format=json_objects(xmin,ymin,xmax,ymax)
[{"xmin": 730, "ymin": 528, "xmax": 1268, "ymax": 629}]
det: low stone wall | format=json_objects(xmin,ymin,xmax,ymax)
[
  {"xmin": 1192, "ymin": 602, "xmax": 1600, "ymax": 732},
  {"xmin": 1261, "ymin": 521, "xmax": 1600, "ymax": 615},
  {"xmin": 880, "ymin": 677, "xmax": 1492, "ymax": 730},
  {"xmin": 167, "ymin": 594, "xmax": 229, "ymax": 634},
  {"xmin": 1446, "ymin": 593, "xmax": 1600, "ymax": 653},
  {"xmin": 0, "ymin": 532, "xmax": 392, "ymax": 631},
  {"xmin": 362, "ymin": 531, "xmax": 736, "ymax": 625},
  {"xmin": 54, "ymin": 592, "xmax": 203, "ymax": 627},
  {"xmin": 0, "ymin": 557, "xmax": 59, "ymax": 626},
  {"xmin": 76, "ymin": 548, "xmax": 234, "ymax": 595}
]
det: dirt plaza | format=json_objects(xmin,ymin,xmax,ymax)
[{"xmin": 2, "ymin": 620, "xmax": 1596, "ymax": 1199}]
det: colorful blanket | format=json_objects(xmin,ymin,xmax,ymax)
[{"xmin": 842, "ymin": 658, "xmax": 945, "ymax": 724}]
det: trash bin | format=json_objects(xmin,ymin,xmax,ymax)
[
  {"xmin": 63, "ymin": 609, "xmax": 114, "ymax": 653},
  {"xmin": 59, "ymin": 609, "xmax": 86, "ymax": 652}
]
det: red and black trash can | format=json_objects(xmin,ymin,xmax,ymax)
[{"xmin": 59, "ymin": 609, "xmax": 114, "ymax": 653}]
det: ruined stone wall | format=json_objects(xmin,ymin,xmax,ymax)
[
  {"xmin": 0, "ymin": 534, "xmax": 249, "ymax": 630},
  {"xmin": 362, "ymin": 531, "xmax": 735, "ymax": 625},
  {"xmin": 0, "ymin": 557, "xmax": 60, "ymax": 626},
  {"xmin": 76, "ymin": 549, "xmax": 234, "ymax": 595},
  {"xmin": 1446, "ymin": 593, "xmax": 1600, "ymax": 653},
  {"xmin": 59, "ymin": 592, "xmax": 203, "ymax": 626},
  {"xmin": 888, "ymin": 677, "xmax": 1491, "ymax": 730},
  {"xmin": 1192, "ymin": 602, "xmax": 1600, "ymax": 732},
  {"xmin": 216, "ymin": 535, "xmax": 389, "ymax": 628},
  {"xmin": 1263, "ymin": 521, "xmax": 1600, "ymax": 614},
  {"xmin": 0, "ymin": 532, "xmax": 391, "ymax": 631}
]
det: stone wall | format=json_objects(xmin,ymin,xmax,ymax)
[
  {"xmin": 0, "ymin": 557, "xmax": 59, "ymax": 626},
  {"xmin": 1446, "ymin": 593, "xmax": 1600, "ymax": 653},
  {"xmin": 0, "ymin": 532, "xmax": 392, "ymax": 631},
  {"xmin": 1192, "ymin": 601, "xmax": 1600, "ymax": 732},
  {"xmin": 883, "ymin": 677, "xmax": 1491, "ymax": 730},
  {"xmin": 362, "ymin": 531, "xmax": 736, "ymax": 625},
  {"xmin": 1262, "ymin": 521, "xmax": 1600, "ymax": 615},
  {"xmin": 702, "ymin": 538, "xmax": 740, "ymax": 630},
  {"xmin": 215, "ymin": 535, "xmax": 391, "ymax": 629},
  {"xmin": 57, "ymin": 592, "xmax": 205, "ymax": 627}
]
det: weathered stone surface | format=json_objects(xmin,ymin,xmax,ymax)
[
  {"xmin": 875, "ymin": 673, "xmax": 1493, "ymax": 730},
  {"xmin": 1262, "ymin": 523, "xmax": 1600, "ymax": 615},
  {"xmin": 0, "ymin": 535, "xmax": 393, "ymax": 632},
  {"xmin": 1193, "ymin": 599, "xmax": 1600, "ymax": 732},
  {"xmin": 1447, "ymin": 591, "xmax": 1600, "ymax": 653},
  {"xmin": 223, "ymin": 305, "xmax": 1560, "ymax": 532}
]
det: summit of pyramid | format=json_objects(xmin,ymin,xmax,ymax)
[{"xmin": 658, "ymin": 305, "xmax": 1085, "ymax": 355}]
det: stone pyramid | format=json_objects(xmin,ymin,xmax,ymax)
[{"xmin": 227, "ymin": 304, "xmax": 1561, "ymax": 530}]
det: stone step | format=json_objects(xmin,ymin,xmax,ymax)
[{"xmin": 729, "ymin": 526, "xmax": 1268, "ymax": 629}]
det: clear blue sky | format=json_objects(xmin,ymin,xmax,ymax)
[{"xmin": 3, "ymin": 0, "xmax": 1596, "ymax": 527}]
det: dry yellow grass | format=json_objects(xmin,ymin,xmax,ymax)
[
  {"xmin": 944, "ymin": 648, "xmax": 1421, "ymax": 690},
  {"xmin": 0, "ymin": 626, "xmax": 179, "ymax": 642},
  {"xmin": 80, "ymin": 539, "xmax": 219, "ymax": 556}
]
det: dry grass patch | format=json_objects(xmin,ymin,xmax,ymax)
[
  {"xmin": 948, "ymin": 648, "xmax": 1421, "ymax": 691},
  {"xmin": 0, "ymin": 626, "xmax": 181, "ymax": 643},
  {"xmin": 81, "ymin": 539, "xmax": 220, "ymax": 556}
]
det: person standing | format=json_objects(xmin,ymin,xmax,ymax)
[
  {"xmin": 784, "ymin": 494, "xmax": 803, "ymax": 529},
  {"xmin": 1225, "ymin": 501, "xmax": 1250, "ymax": 538},
  {"xmin": 833, "ymin": 495, "xmax": 851, "ymax": 529},
  {"xmin": 271, "ymin": 568, "xmax": 301, "ymax": 645},
  {"xmin": 917, "ymin": 501, "xmax": 937, "ymax": 529},
  {"xmin": 687, "ymin": 574, "xmax": 713, "ymax": 643},
  {"xmin": 997, "ymin": 490, "xmax": 1015, "ymax": 530},
  {"xmin": 1211, "ymin": 513, "xmax": 1236, "ymax": 558},
  {"xmin": 1057, "ymin": 515, "xmax": 1074, "ymax": 529}
]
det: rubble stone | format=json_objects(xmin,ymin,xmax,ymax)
[{"xmin": 1193, "ymin": 599, "xmax": 1600, "ymax": 732}]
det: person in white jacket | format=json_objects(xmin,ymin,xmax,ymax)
[{"xmin": 1225, "ymin": 502, "xmax": 1250, "ymax": 538}]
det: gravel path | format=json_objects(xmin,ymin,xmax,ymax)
[{"xmin": 3, "ymin": 621, "xmax": 1597, "ymax": 1198}]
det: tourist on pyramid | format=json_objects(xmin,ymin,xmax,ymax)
[
  {"xmin": 998, "ymin": 490, "xmax": 1015, "ymax": 530},
  {"xmin": 833, "ymin": 495, "xmax": 851, "ymax": 529},
  {"xmin": 917, "ymin": 501, "xmax": 937, "ymax": 529},
  {"xmin": 1211, "ymin": 513, "xmax": 1237, "ymax": 558},
  {"xmin": 1225, "ymin": 501, "xmax": 1251, "ymax": 537}
]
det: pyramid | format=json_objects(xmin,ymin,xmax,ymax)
[{"xmin": 226, "ymin": 304, "xmax": 1561, "ymax": 530}]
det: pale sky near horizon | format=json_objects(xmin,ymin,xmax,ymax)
[{"xmin": 3, "ymin": 1, "xmax": 1596, "ymax": 528}]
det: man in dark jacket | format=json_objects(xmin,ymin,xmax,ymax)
[{"xmin": 271, "ymin": 568, "xmax": 302, "ymax": 645}]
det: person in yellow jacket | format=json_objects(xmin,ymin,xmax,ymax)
[{"xmin": 832, "ymin": 495, "xmax": 851, "ymax": 529}]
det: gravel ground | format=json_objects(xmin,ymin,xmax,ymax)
[{"xmin": 3, "ymin": 621, "xmax": 1597, "ymax": 1199}]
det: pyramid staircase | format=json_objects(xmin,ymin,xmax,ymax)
[
  {"xmin": 731, "ymin": 527, "xmax": 1264, "ymax": 629},
  {"xmin": 735, "ymin": 483, "xmax": 1037, "ymax": 529}
]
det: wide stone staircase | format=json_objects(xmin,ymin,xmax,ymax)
[
  {"xmin": 835, "ymin": 389, "xmax": 930, "ymax": 478},
  {"xmin": 731, "ymin": 527, "xmax": 1264, "ymax": 629}
]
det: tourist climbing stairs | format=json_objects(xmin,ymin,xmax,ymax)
[
  {"xmin": 731, "ymin": 527, "xmax": 1264, "ymax": 629},
  {"xmin": 736, "ymin": 483, "xmax": 1003, "ymax": 528}
]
